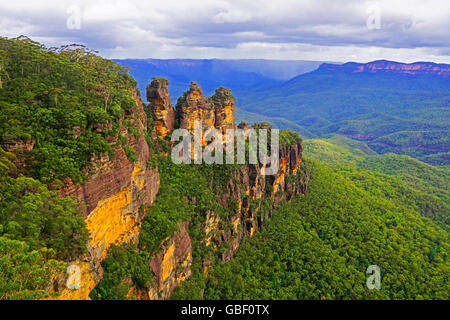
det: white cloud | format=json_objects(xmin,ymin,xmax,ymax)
[{"xmin": 0, "ymin": 0, "xmax": 449, "ymax": 62}]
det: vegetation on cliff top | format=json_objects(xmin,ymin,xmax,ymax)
[
  {"xmin": 0, "ymin": 37, "xmax": 448, "ymax": 301},
  {"xmin": 0, "ymin": 36, "xmax": 138, "ymax": 184}
]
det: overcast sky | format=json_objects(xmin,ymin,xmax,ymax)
[{"xmin": 1, "ymin": 0, "xmax": 449, "ymax": 63}]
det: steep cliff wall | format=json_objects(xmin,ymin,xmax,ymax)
[
  {"xmin": 148, "ymin": 222, "xmax": 192, "ymax": 299},
  {"xmin": 49, "ymin": 88, "xmax": 160, "ymax": 300}
]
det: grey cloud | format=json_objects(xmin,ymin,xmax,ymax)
[{"xmin": 0, "ymin": 0, "xmax": 449, "ymax": 62}]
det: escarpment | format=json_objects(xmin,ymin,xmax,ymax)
[
  {"xmin": 124, "ymin": 82, "xmax": 310, "ymax": 300},
  {"xmin": 49, "ymin": 88, "xmax": 160, "ymax": 300},
  {"xmin": 13, "ymin": 75, "xmax": 307, "ymax": 300}
]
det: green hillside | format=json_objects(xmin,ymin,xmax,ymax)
[
  {"xmin": 172, "ymin": 158, "xmax": 449, "ymax": 300},
  {"xmin": 304, "ymin": 135, "xmax": 450, "ymax": 227},
  {"xmin": 0, "ymin": 37, "xmax": 448, "ymax": 301},
  {"xmin": 237, "ymin": 63, "xmax": 450, "ymax": 165}
]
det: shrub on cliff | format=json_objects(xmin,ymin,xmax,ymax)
[
  {"xmin": 0, "ymin": 237, "xmax": 66, "ymax": 300},
  {"xmin": 0, "ymin": 176, "xmax": 88, "ymax": 261}
]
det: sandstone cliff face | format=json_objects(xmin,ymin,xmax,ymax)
[
  {"xmin": 147, "ymin": 78, "xmax": 175, "ymax": 138},
  {"xmin": 148, "ymin": 222, "xmax": 192, "ymax": 299},
  {"xmin": 215, "ymin": 138, "xmax": 308, "ymax": 262},
  {"xmin": 53, "ymin": 88, "xmax": 160, "ymax": 300},
  {"xmin": 175, "ymin": 82, "xmax": 236, "ymax": 145},
  {"xmin": 48, "ymin": 80, "xmax": 308, "ymax": 301}
]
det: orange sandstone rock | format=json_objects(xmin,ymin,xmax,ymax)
[{"xmin": 147, "ymin": 78, "xmax": 175, "ymax": 138}]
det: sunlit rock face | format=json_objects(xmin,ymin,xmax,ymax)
[
  {"xmin": 210, "ymin": 87, "xmax": 236, "ymax": 134},
  {"xmin": 46, "ymin": 79, "xmax": 309, "ymax": 301},
  {"xmin": 175, "ymin": 82, "xmax": 215, "ymax": 144},
  {"xmin": 175, "ymin": 82, "xmax": 237, "ymax": 146},
  {"xmin": 148, "ymin": 222, "xmax": 192, "ymax": 299},
  {"xmin": 50, "ymin": 87, "xmax": 160, "ymax": 300},
  {"xmin": 147, "ymin": 78, "xmax": 175, "ymax": 138}
]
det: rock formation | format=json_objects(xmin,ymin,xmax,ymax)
[
  {"xmin": 176, "ymin": 82, "xmax": 236, "ymax": 135},
  {"xmin": 176, "ymin": 81, "xmax": 215, "ymax": 135},
  {"xmin": 134, "ymin": 84, "xmax": 309, "ymax": 299},
  {"xmin": 147, "ymin": 78, "xmax": 175, "ymax": 138},
  {"xmin": 45, "ymin": 80, "xmax": 309, "ymax": 300},
  {"xmin": 210, "ymin": 87, "xmax": 236, "ymax": 133}
]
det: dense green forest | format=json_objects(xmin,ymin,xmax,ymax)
[
  {"xmin": 0, "ymin": 36, "xmax": 138, "ymax": 184},
  {"xmin": 304, "ymin": 135, "xmax": 449, "ymax": 227},
  {"xmin": 171, "ymin": 158, "xmax": 449, "ymax": 299}
]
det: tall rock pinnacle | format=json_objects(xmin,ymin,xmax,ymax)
[
  {"xmin": 147, "ymin": 78, "xmax": 175, "ymax": 138},
  {"xmin": 175, "ymin": 81, "xmax": 215, "ymax": 134},
  {"xmin": 210, "ymin": 87, "xmax": 236, "ymax": 133}
]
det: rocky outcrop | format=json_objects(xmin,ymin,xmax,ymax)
[
  {"xmin": 147, "ymin": 78, "xmax": 175, "ymax": 138},
  {"xmin": 175, "ymin": 82, "xmax": 238, "ymax": 145},
  {"xmin": 176, "ymin": 82, "xmax": 215, "ymax": 138},
  {"xmin": 148, "ymin": 82, "xmax": 309, "ymax": 298},
  {"xmin": 210, "ymin": 87, "xmax": 236, "ymax": 133},
  {"xmin": 48, "ymin": 80, "xmax": 308, "ymax": 301},
  {"xmin": 122, "ymin": 82, "xmax": 310, "ymax": 300},
  {"xmin": 215, "ymin": 136, "xmax": 307, "ymax": 262}
]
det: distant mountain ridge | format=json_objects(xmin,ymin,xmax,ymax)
[
  {"xmin": 114, "ymin": 58, "xmax": 324, "ymax": 102},
  {"xmin": 237, "ymin": 59, "xmax": 450, "ymax": 165},
  {"xmin": 115, "ymin": 57, "xmax": 450, "ymax": 165},
  {"xmin": 317, "ymin": 60, "xmax": 450, "ymax": 77}
]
